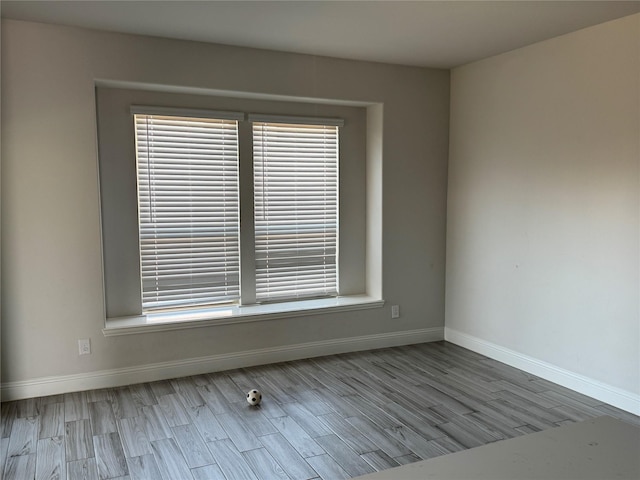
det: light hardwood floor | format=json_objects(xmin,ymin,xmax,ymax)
[{"xmin": 1, "ymin": 341, "xmax": 637, "ymax": 480}]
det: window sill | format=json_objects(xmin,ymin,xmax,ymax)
[{"xmin": 103, "ymin": 295, "xmax": 385, "ymax": 336}]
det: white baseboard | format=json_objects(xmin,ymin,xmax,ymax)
[
  {"xmin": 1, "ymin": 327, "xmax": 444, "ymax": 401},
  {"xmin": 445, "ymin": 327, "xmax": 640, "ymax": 416}
]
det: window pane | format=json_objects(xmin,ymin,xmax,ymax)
[
  {"xmin": 134, "ymin": 114, "xmax": 240, "ymax": 311},
  {"xmin": 253, "ymin": 122, "xmax": 338, "ymax": 301}
]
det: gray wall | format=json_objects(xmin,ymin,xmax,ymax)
[
  {"xmin": 447, "ymin": 14, "xmax": 639, "ymax": 398},
  {"xmin": 1, "ymin": 20, "xmax": 449, "ymax": 385}
]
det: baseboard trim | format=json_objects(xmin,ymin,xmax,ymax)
[
  {"xmin": 1, "ymin": 327, "xmax": 444, "ymax": 401},
  {"xmin": 445, "ymin": 327, "xmax": 640, "ymax": 416}
]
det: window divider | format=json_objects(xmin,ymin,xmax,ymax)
[{"xmin": 238, "ymin": 120, "xmax": 257, "ymax": 305}]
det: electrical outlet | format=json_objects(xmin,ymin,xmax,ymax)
[
  {"xmin": 391, "ymin": 305, "xmax": 400, "ymax": 319},
  {"xmin": 78, "ymin": 338, "xmax": 91, "ymax": 355}
]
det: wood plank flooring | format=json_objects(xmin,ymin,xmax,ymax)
[{"xmin": 1, "ymin": 341, "xmax": 637, "ymax": 480}]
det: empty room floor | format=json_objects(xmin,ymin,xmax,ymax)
[{"xmin": 1, "ymin": 341, "xmax": 638, "ymax": 479}]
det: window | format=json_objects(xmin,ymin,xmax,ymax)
[
  {"xmin": 134, "ymin": 112, "xmax": 241, "ymax": 311},
  {"xmin": 132, "ymin": 108, "xmax": 342, "ymax": 313},
  {"xmin": 253, "ymin": 121, "xmax": 339, "ymax": 302}
]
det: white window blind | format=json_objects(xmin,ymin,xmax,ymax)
[
  {"xmin": 134, "ymin": 113, "xmax": 240, "ymax": 311},
  {"xmin": 253, "ymin": 121, "xmax": 339, "ymax": 301}
]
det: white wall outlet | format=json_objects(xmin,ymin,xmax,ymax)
[
  {"xmin": 78, "ymin": 338, "xmax": 91, "ymax": 355},
  {"xmin": 391, "ymin": 305, "xmax": 400, "ymax": 319}
]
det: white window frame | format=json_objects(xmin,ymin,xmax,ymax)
[
  {"xmin": 131, "ymin": 106, "xmax": 346, "ymax": 315},
  {"xmin": 251, "ymin": 115, "xmax": 343, "ymax": 303},
  {"xmin": 132, "ymin": 107, "xmax": 244, "ymax": 312}
]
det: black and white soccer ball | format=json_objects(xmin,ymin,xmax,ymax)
[{"xmin": 246, "ymin": 389, "xmax": 262, "ymax": 406}]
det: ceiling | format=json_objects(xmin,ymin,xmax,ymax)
[{"xmin": 2, "ymin": 1, "xmax": 639, "ymax": 68}]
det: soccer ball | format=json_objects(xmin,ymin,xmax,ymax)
[{"xmin": 246, "ymin": 389, "xmax": 262, "ymax": 406}]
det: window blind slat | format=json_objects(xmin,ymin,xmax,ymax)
[
  {"xmin": 135, "ymin": 113, "xmax": 240, "ymax": 311},
  {"xmin": 253, "ymin": 121, "xmax": 339, "ymax": 302},
  {"xmin": 131, "ymin": 105, "xmax": 245, "ymax": 121}
]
